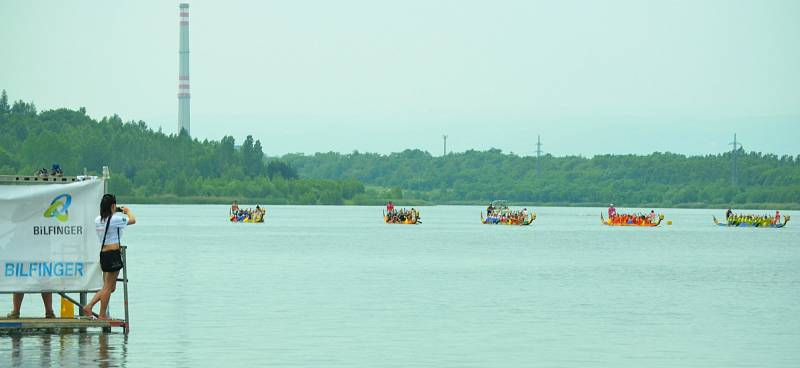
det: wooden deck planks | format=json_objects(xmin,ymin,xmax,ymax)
[{"xmin": 0, "ymin": 317, "xmax": 125, "ymax": 332}]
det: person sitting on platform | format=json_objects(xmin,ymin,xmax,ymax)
[
  {"xmin": 5, "ymin": 293, "xmax": 55, "ymax": 319},
  {"xmin": 51, "ymin": 164, "xmax": 63, "ymax": 177}
]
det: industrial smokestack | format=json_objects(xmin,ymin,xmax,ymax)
[{"xmin": 178, "ymin": 3, "xmax": 190, "ymax": 135}]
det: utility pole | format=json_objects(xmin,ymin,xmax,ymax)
[
  {"xmin": 442, "ymin": 135, "xmax": 448, "ymax": 156},
  {"xmin": 535, "ymin": 134, "xmax": 543, "ymax": 176},
  {"xmin": 729, "ymin": 133, "xmax": 742, "ymax": 186}
]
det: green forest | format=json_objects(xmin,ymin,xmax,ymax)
[
  {"xmin": 283, "ymin": 149, "xmax": 800, "ymax": 209},
  {"xmin": 1, "ymin": 90, "xmax": 798, "ymax": 208},
  {"xmin": 0, "ymin": 90, "xmax": 369, "ymax": 205}
]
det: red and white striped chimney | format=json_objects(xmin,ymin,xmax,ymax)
[{"xmin": 178, "ymin": 3, "xmax": 190, "ymax": 135}]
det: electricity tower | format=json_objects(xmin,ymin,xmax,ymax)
[
  {"xmin": 535, "ymin": 135, "xmax": 544, "ymax": 176},
  {"xmin": 729, "ymin": 133, "xmax": 743, "ymax": 186},
  {"xmin": 442, "ymin": 135, "xmax": 448, "ymax": 156}
]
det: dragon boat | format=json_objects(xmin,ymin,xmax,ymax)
[
  {"xmin": 713, "ymin": 215, "xmax": 790, "ymax": 228},
  {"xmin": 230, "ymin": 212, "xmax": 265, "ymax": 223},
  {"xmin": 481, "ymin": 212, "xmax": 535, "ymax": 225},
  {"xmin": 481, "ymin": 200, "xmax": 536, "ymax": 226},
  {"xmin": 601, "ymin": 212, "xmax": 664, "ymax": 227},
  {"xmin": 383, "ymin": 210, "xmax": 421, "ymax": 224}
]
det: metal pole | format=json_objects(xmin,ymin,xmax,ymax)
[
  {"xmin": 91, "ymin": 170, "xmax": 109, "ymax": 321},
  {"xmin": 102, "ymin": 166, "xmax": 110, "ymax": 188},
  {"xmin": 80, "ymin": 293, "xmax": 87, "ymax": 317},
  {"xmin": 120, "ymin": 246, "xmax": 130, "ymax": 334}
]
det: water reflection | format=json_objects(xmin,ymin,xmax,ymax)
[{"xmin": 1, "ymin": 332, "xmax": 127, "ymax": 367}]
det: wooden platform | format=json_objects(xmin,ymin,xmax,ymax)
[{"xmin": 0, "ymin": 317, "xmax": 126, "ymax": 333}]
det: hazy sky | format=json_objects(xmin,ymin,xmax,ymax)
[{"xmin": 1, "ymin": 0, "xmax": 798, "ymax": 156}]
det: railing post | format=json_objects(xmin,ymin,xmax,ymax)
[
  {"xmin": 121, "ymin": 246, "xmax": 130, "ymax": 334},
  {"xmin": 79, "ymin": 293, "xmax": 87, "ymax": 316}
]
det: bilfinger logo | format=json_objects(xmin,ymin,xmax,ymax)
[{"xmin": 43, "ymin": 194, "xmax": 71, "ymax": 222}]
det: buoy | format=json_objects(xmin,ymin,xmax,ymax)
[
  {"xmin": 60, "ymin": 296, "xmax": 74, "ymax": 318},
  {"xmin": 667, "ymin": 221, "xmax": 673, "ymax": 225}
]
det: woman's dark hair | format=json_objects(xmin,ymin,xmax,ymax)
[{"xmin": 100, "ymin": 194, "xmax": 116, "ymax": 222}]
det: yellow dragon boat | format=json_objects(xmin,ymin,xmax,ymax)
[
  {"xmin": 713, "ymin": 214, "xmax": 790, "ymax": 228},
  {"xmin": 383, "ymin": 209, "xmax": 421, "ymax": 224}
]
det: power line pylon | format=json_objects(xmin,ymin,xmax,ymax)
[
  {"xmin": 535, "ymin": 135, "xmax": 544, "ymax": 176},
  {"xmin": 729, "ymin": 133, "xmax": 743, "ymax": 186}
]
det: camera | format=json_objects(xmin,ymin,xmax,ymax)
[{"xmin": 115, "ymin": 206, "xmax": 125, "ymax": 213}]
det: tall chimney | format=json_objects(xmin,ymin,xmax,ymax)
[{"xmin": 178, "ymin": 3, "xmax": 190, "ymax": 135}]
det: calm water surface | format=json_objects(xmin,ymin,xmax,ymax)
[{"xmin": 2, "ymin": 205, "xmax": 799, "ymax": 367}]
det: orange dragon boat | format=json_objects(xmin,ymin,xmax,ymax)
[{"xmin": 601, "ymin": 212, "xmax": 664, "ymax": 227}]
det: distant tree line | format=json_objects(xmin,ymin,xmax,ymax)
[
  {"xmin": 283, "ymin": 147, "xmax": 800, "ymax": 208},
  {"xmin": 2, "ymin": 90, "xmax": 797, "ymax": 208},
  {"xmin": 0, "ymin": 90, "xmax": 366, "ymax": 205}
]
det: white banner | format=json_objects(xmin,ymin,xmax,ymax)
[{"xmin": 0, "ymin": 179, "xmax": 104, "ymax": 292}]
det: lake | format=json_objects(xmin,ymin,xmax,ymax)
[{"xmin": 2, "ymin": 205, "xmax": 799, "ymax": 367}]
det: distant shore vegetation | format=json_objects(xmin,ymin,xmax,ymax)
[
  {"xmin": 0, "ymin": 90, "xmax": 376, "ymax": 205},
  {"xmin": 1, "ymin": 90, "xmax": 798, "ymax": 209},
  {"xmin": 282, "ymin": 150, "xmax": 800, "ymax": 211}
]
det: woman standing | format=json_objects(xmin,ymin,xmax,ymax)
[{"xmin": 84, "ymin": 194, "xmax": 136, "ymax": 320}]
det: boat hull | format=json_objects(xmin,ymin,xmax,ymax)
[
  {"xmin": 230, "ymin": 213, "xmax": 265, "ymax": 223},
  {"xmin": 384, "ymin": 215, "xmax": 420, "ymax": 224},
  {"xmin": 230, "ymin": 218, "xmax": 264, "ymax": 223}
]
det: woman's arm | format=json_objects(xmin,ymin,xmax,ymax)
[{"xmin": 123, "ymin": 207, "xmax": 136, "ymax": 225}]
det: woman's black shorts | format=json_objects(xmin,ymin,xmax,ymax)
[{"xmin": 100, "ymin": 249, "xmax": 123, "ymax": 272}]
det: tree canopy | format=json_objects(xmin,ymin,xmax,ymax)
[
  {"xmin": 2, "ymin": 90, "xmax": 797, "ymax": 208},
  {"xmin": 0, "ymin": 90, "xmax": 366, "ymax": 205},
  {"xmin": 283, "ymin": 148, "xmax": 800, "ymax": 208}
]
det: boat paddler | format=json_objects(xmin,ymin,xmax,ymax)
[{"xmin": 608, "ymin": 204, "xmax": 617, "ymax": 218}]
